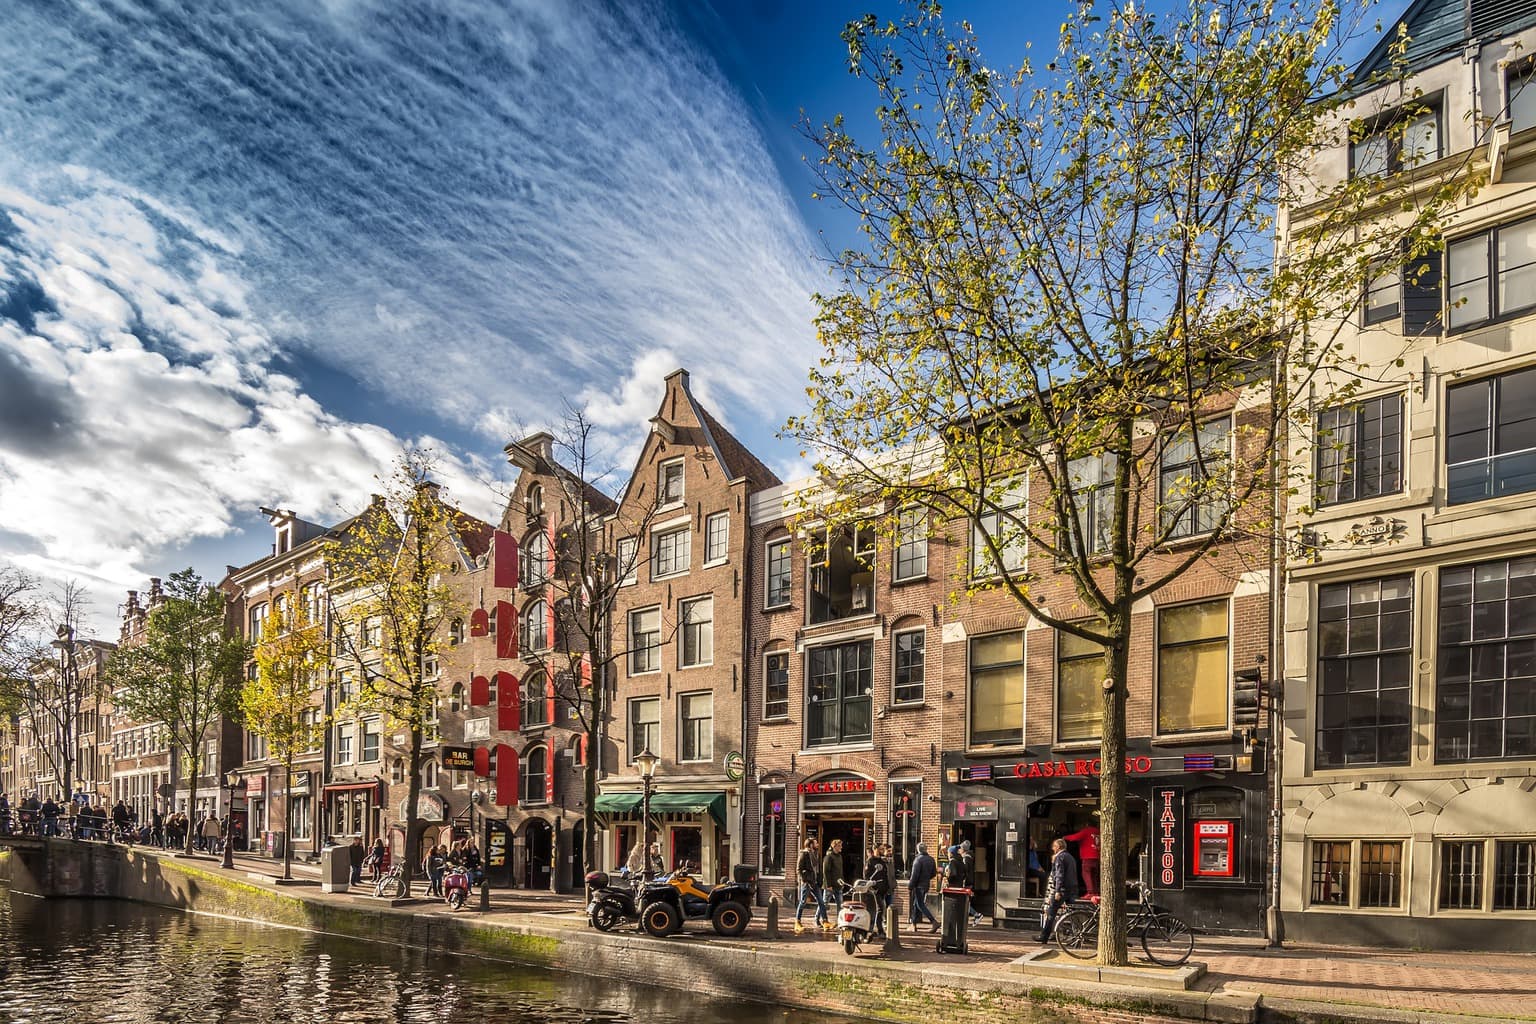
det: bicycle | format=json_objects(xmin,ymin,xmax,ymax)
[
  {"xmin": 1053, "ymin": 881, "xmax": 1194, "ymax": 966},
  {"xmin": 372, "ymin": 864, "xmax": 406, "ymax": 900}
]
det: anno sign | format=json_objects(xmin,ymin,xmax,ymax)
[
  {"xmin": 798, "ymin": 778, "xmax": 876, "ymax": 795},
  {"xmin": 1012, "ymin": 756, "xmax": 1153, "ymax": 780}
]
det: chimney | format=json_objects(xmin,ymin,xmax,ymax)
[{"xmin": 148, "ymin": 577, "xmax": 163, "ymax": 606}]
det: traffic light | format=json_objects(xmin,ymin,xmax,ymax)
[{"xmin": 1233, "ymin": 667, "xmax": 1262, "ymax": 730}]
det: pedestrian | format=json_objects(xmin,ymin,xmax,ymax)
[
  {"xmin": 364, "ymin": 837, "xmax": 385, "ymax": 882},
  {"xmin": 462, "ymin": 839, "xmax": 483, "ymax": 887},
  {"xmin": 40, "ymin": 795, "xmax": 60, "ymax": 837},
  {"xmin": 151, "ymin": 806, "xmax": 165, "ymax": 848},
  {"xmin": 863, "ymin": 845, "xmax": 890, "ymax": 936},
  {"xmin": 821, "ymin": 838, "xmax": 846, "ymax": 928},
  {"xmin": 958, "ymin": 839, "xmax": 983, "ymax": 924},
  {"xmin": 426, "ymin": 844, "xmax": 447, "ymax": 897},
  {"xmin": 907, "ymin": 842, "xmax": 939, "ymax": 932},
  {"xmin": 880, "ymin": 844, "xmax": 896, "ymax": 917},
  {"xmin": 1063, "ymin": 820, "xmax": 1101, "ymax": 897},
  {"xmin": 200, "ymin": 810, "xmax": 223, "ymax": 855},
  {"xmin": 792, "ymin": 837, "xmax": 824, "ymax": 933},
  {"xmin": 1036, "ymin": 837, "xmax": 1080, "ymax": 943},
  {"xmin": 625, "ymin": 836, "xmax": 646, "ymax": 878},
  {"xmin": 0, "ymin": 791, "xmax": 10, "ymax": 836},
  {"xmin": 348, "ymin": 836, "xmax": 365, "ymax": 885}
]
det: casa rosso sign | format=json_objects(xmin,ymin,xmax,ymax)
[
  {"xmin": 798, "ymin": 778, "xmax": 876, "ymax": 794},
  {"xmin": 1012, "ymin": 756, "xmax": 1153, "ymax": 780}
]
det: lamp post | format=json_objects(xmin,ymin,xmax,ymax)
[
  {"xmin": 49, "ymin": 624, "xmax": 77, "ymax": 809},
  {"xmin": 634, "ymin": 747, "xmax": 660, "ymax": 882},
  {"xmin": 222, "ymin": 771, "xmax": 244, "ymax": 869}
]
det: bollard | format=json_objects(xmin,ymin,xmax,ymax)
[
  {"xmin": 883, "ymin": 905, "xmax": 901, "ymax": 952},
  {"xmin": 765, "ymin": 894, "xmax": 780, "ymax": 938},
  {"xmin": 479, "ymin": 878, "xmax": 490, "ymax": 911}
]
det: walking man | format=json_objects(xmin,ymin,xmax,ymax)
[
  {"xmin": 793, "ymin": 838, "xmax": 825, "ymax": 933},
  {"xmin": 907, "ymin": 842, "xmax": 939, "ymax": 932},
  {"xmin": 821, "ymin": 838, "xmax": 846, "ymax": 928},
  {"xmin": 1036, "ymin": 838, "xmax": 1080, "ymax": 942}
]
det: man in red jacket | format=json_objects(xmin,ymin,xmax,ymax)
[{"xmin": 1064, "ymin": 822, "xmax": 1101, "ymax": 896}]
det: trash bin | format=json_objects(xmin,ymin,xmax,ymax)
[
  {"xmin": 938, "ymin": 887, "xmax": 972, "ymax": 954},
  {"xmin": 319, "ymin": 845, "xmax": 350, "ymax": 893}
]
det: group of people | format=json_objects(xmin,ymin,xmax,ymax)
[
  {"xmin": 421, "ymin": 837, "xmax": 483, "ymax": 896},
  {"xmin": 0, "ymin": 790, "xmax": 233, "ymax": 852},
  {"xmin": 793, "ymin": 837, "xmax": 952, "ymax": 936}
]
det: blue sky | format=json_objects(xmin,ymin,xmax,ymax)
[{"xmin": 0, "ymin": 0, "xmax": 1408, "ymax": 634}]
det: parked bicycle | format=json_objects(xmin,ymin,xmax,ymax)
[
  {"xmin": 372, "ymin": 863, "xmax": 406, "ymax": 900},
  {"xmin": 1053, "ymin": 881, "xmax": 1194, "ymax": 966}
]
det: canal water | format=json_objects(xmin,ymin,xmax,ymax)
[{"xmin": 0, "ymin": 891, "xmax": 853, "ymax": 1024}]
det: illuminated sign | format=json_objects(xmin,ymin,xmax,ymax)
[
  {"xmin": 797, "ymin": 778, "xmax": 876, "ymax": 794},
  {"xmin": 440, "ymin": 746, "xmax": 476, "ymax": 772},
  {"xmin": 1011, "ymin": 756, "xmax": 1153, "ymax": 780},
  {"xmin": 954, "ymin": 798, "xmax": 998, "ymax": 820},
  {"xmin": 1152, "ymin": 786, "xmax": 1184, "ymax": 891}
]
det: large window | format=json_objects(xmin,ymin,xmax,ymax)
[
  {"xmin": 1308, "ymin": 840, "xmax": 1404, "ymax": 909},
  {"xmin": 764, "ymin": 652, "xmax": 790, "ymax": 719},
  {"xmin": 890, "ymin": 780, "xmax": 922, "ymax": 879},
  {"xmin": 1439, "ymin": 841, "xmax": 1483, "ymax": 910},
  {"xmin": 1511, "ymin": 62, "xmax": 1536, "ymax": 134},
  {"xmin": 1496, "ymin": 839, "xmax": 1536, "ymax": 911},
  {"xmin": 971, "ymin": 481, "xmax": 1028, "ymax": 577},
  {"xmin": 1446, "ymin": 366, "xmax": 1536, "ymax": 504},
  {"xmin": 1156, "ymin": 600, "xmax": 1229, "ymax": 734},
  {"xmin": 679, "ymin": 596, "xmax": 713, "ymax": 668},
  {"xmin": 1160, "ymin": 419, "xmax": 1230, "ymax": 539},
  {"xmin": 760, "ymin": 787, "xmax": 786, "ymax": 877},
  {"xmin": 658, "ymin": 458, "xmax": 685, "ymax": 506},
  {"xmin": 629, "ymin": 607, "xmax": 661, "ymax": 675},
  {"xmin": 651, "ymin": 526, "xmax": 690, "ymax": 578},
  {"xmin": 522, "ymin": 671, "xmax": 549, "ymax": 729},
  {"xmin": 806, "ymin": 640, "xmax": 873, "ymax": 747},
  {"xmin": 809, "ymin": 524, "xmax": 875, "ymax": 624},
  {"xmin": 969, "ymin": 631, "xmax": 1024, "ymax": 747},
  {"xmin": 629, "ymin": 697, "xmax": 660, "ymax": 760},
  {"xmin": 1447, "ymin": 218, "xmax": 1536, "ymax": 331},
  {"xmin": 520, "ymin": 599, "xmax": 548, "ymax": 652},
  {"xmin": 765, "ymin": 539, "xmax": 792, "ymax": 608},
  {"xmin": 704, "ymin": 512, "xmax": 730, "ymax": 565},
  {"xmin": 522, "ymin": 745, "xmax": 548, "ymax": 805},
  {"xmin": 1316, "ymin": 394, "xmax": 1404, "ymax": 506},
  {"xmin": 360, "ymin": 718, "xmax": 381, "ymax": 763},
  {"xmin": 893, "ymin": 629, "xmax": 925, "ymax": 705},
  {"xmin": 1067, "ymin": 454, "xmax": 1116, "ymax": 556},
  {"xmin": 520, "ymin": 529, "xmax": 548, "ymax": 588},
  {"xmin": 1309, "ymin": 840, "xmax": 1351, "ymax": 905},
  {"xmin": 1316, "ymin": 576, "xmax": 1413, "ymax": 768},
  {"xmin": 1350, "ymin": 104, "xmax": 1439, "ymax": 178},
  {"xmin": 1435, "ymin": 838, "xmax": 1536, "ymax": 912},
  {"xmin": 679, "ymin": 691, "xmax": 713, "ymax": 762},
  {"xmin": 1057, "ymin": 626, "xmax": 1106, "ymax": 742},
  {"xmin": 894, "ymin": 508, "xmax": 928, "ymax": 581},
  {"xmin": 1435, "ymin": 556, "xmax": 1536, "ymax": 762}
]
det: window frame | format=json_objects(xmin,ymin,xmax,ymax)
[
  {"xmin": 1306, "ymin": 838, "xmax": 1408, "ymax": 911},
  {"xmin": 678, "ymin": 595, "xmax": 714, "ymax": 669},
  {"xmin": 704, "ymin": 511, "xmax": 730, "ymax": 566},
  {"xmin": 521, "ymin": 671, "xmax": 550, "ymax": 730},
  {"xmin": 764, "ymin": 538, "xmax": 792, "ymax": 609},
  {"xmin": 359, "ymin": 718, "xmax": 381, "ymax": 763},
  {"xmin": 763, "ymin": 650, "xmax": 790, "ymax": 720},
  {"xmin": 616, "ymin": 536, "xmax": 638, "ymax": 587},
  {"xmin": 805, "ymin": 639, "xmax": 875, "ymax": 749},
  {"xmin": 1506, "ymin": 58, "xmax": 1536, "ymax": 134},
  {"xmin": 1314, "ymin": 575, "xmax": 1414, "ymax": 769},
  {"xmin": 658, "ymin": 457, "xmax": 686, "ymax": 507},
  {"xmin": 759, "ymin": 786, "xmax": 787, "ymax": 877},
  {"xmin": 1056, "ymin": 623, "xmax": 1107, "ymax": 743},
  {"xmin": 889, "ymin": 778, "xmax": 923, "ymax": 880},
  {"xmin": 1315, "ymin": 393, "xmax": 1405, "ymax": 507},
  {"xmin": 678, "ymin": 690, "xmax": 713, "ymax": 763},
  {"xmin": 628, "ymin": 696, "xmax": 661, "ymax": 762},
  {"xmin": 1445, "ymin": 366, "xmax": 1536, "ymax": 506},
  {"xmin": 651, "ymin": 525, "xmax": 691, "ymax": 580},
  {"xmin": 520, "ymin": 599, "xmax": 549, "ymax": 653},
  {"xmin": 521, "ymin": 744, "xmax": 549, "ymax": 806},
  {"xmin": 1158, "ymin": 417, "xmax": 1232, "ymax": 541},
  {"xmin": 1362, "ymin": 258, "xmax": 1402, "ymax": 326},
  {"xmin": 892, "ymin": 627, "xmax": 926, "ymax": 706},
  {"xmin": 1066, "ymin": 454, "xmax": 1117, "ymax": 558},
  {"xmin": 628, "ymin": 606, "xmax": 662, "ymax": 676},
  {"xmin": 892, "ymin": 508, "xmax": 929, "ymax": 582},
  {"xmin": 968, "ymin": 629, "xmax": 1026, "ymax": 749},
  {"xmin": 1433, "ymin": 555, "xmax": 1536, "ymax": 763},
  {"xmin": 1154, "ymin": 598, "xmax": 1232, "ymax": 737},
  {"xmin": 970, "ymin": 479, "xmax": 1028, "ymax": 579},
  {"xmin": 1446, "ymin": 216, "xmax": 1536, "ymax": 333},
  {"xmin": 1348, "ymin": 99, "xmax": 1442, "ymax": 179}
]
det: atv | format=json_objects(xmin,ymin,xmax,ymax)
[{"xmin": 637, "ymin": 870, "xmax": 752, "ymax": 938}]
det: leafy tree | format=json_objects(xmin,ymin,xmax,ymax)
[
  {"xmin": 241, "ymin": 601, "xmax": 328, "ymax": 880},
  {"xmin": 789, "ymin": 1, "xmax": 1468, "ymax": 963},
  {"xmin": 0, "ymin": 564, "xmax": 40, "ymax": 687},
  {"xmin": 108, "ymin": 570, "xmax": 248, "ymax": 852},
  {"xmin": 325, "ymin": 452, "xmax": 466, "ymax": 896}
]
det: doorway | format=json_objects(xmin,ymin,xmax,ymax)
[
  {"xmin": 669, "ymin": 825, "xmax": 702, "ymax": 873},
  {"xmin": 815, "ymin": 817, "xmax": 868, "ymax": 882},
  {"xmin": 524, "ymin": 818, "xmax": 553, "ymax": 890},
  {"xmin": 1027, "ymin": 791, "xmax": 1146, "ymax": 896},
  {"xmin": 952, "ymin": 821, "xmax": 997, "ymax": 914}
]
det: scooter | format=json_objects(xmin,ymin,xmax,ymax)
[
  {"xmin": 585, "ymin": 869, "xmax": 642, "ymax": 931},
  {"xmin": 837, "ymin": 878, "xmax": 881, "ymax": 955},
  {"xmin": 442, "ymin": 865, "xmax": 472, "ymax": 910}
]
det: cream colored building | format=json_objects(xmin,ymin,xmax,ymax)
[{"xmin": 1279, "ymin": 0, "xmax": 1536, "ymax": 949}]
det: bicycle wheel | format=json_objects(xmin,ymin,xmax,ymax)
[
  {"xmin": 1054, "ymin": 907, "xmax": 1098, "ymax": 960},
  {"xmin": 1140, "ymin": 914, "xmax": 1194, "ymax": 966}
]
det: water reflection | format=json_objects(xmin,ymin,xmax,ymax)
[{"xmin": 0, "ymin": 893, "xmax": 848, "ymax": 1024}]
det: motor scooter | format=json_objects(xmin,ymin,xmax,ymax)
[
  {"xmin": 837, "ymin": 878, "xmax": 881, "ymax": 955},
  {"xmin": 442, "ymin": 865, "xmax": 472, "ymax": 910}
]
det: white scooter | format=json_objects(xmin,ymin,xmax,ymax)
[{"xmin": 837, "ymin": 878, "xmax": 881, "ymax": 955}]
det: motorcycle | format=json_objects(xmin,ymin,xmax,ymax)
[
  {"xmin": 442, "ymin": 866, "xmax": 473, "ymax": 910},
  {"xmin": 585, "ymin": 870, "xmax": 641, "ymax": 931},
  {"xmin": 837, "ymin": 879, "xmax": 881, "ymax": 955}
]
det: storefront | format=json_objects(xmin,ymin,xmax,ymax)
[
  {"xmin": 941, "ymin": 745, "xmax": 1268, "ymax": 935},
  {"xmin": 795, "ymin": 773, "xmax": 877, "ymax": 879},
  {"xmin": 595, "ymin": 788, "xmax": 731, "ymax": 880},
  {"xmin": 324, "ymin": 780, "xmax": 384, "ymax": 844}
]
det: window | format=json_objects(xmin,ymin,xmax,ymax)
[
  {"xmin": 453, "ymin": 769, "xmax": 469, "ymax": 790},
  {"xmin": 1435, "ymin": 556, "xmax": 1536, "ymax": 762},
  {"xmin": 391, "ymin": 758, "xmax": 404, "ymax": 784},
  {"xmin": 1350, "ymin": 104, "xmax": 1439, "ymax": 178},
  {"xmin": 522, "ymin": 672, "xmax": 549, "ymax": 729},
  {"xmin": 1316, "ymin": 394, "xmax": 1404, "ymax": 506},
  {"xmin": 651, "ymin": 526, "xmax": 690, "ymax": 578},
  {"xmin": 760, "ymin": 787, "xmax": 786, "ymax": 877},
  {"xmin": 629, "ymin": 697, "xmax": 660, "ymax": 760},
  {"xmin": 423, "ymin": 759, "xmax": 439, "ymax": 789},
  {"xmin": 1447, "ymin": 218, "xmax": 1536, "ymax": 331},
  {"xmin": 423, "ymin": 654, "xmax": 439, "ymax": 680},
  {"xmin": 360, "ymin": 719, "xmax": 381, "ymax": 763},
  {"xmin": 679, "ymin": 691, "xmax": 713, "ymax": 762},
  {"xmin": 1316, "ymin": 576, "xmax": 1413, "ymax": 767},
  {"xmin": 806, "ymin": 640, "xmax": 874, "ymax": 747},
  {"xmin": 765, "ymin": 539, "xmax": 792, "ymax": 607},
  {"xmin": 300, "ymin": 583, "xmax": 322, "ymax": 626},
  {"xmin": 527, "ymin": 483, "xmax": 543, "ymax": 515},
  {"xmin": 364, "ymin": 616, "xmax": 382, "ymax": 649},
  {"xmin": 449, "ymin": 682, "xmax": 464, "ymax": 713},
  {"xmin": 290, "ymin": 796, "xmax": 312, "ymax": 840},
  {"xmin": 246, "ymin": 732, "xmax": 268, "ymax": 761},
  {"xmin": 520, "ymin": 529, "xmax": 548, "ymax": 587},
  {"xmin": 969, "ymin": 631, "xmax": 1024, "ymax": 747},
  {"xmin": 1359, "ymin": 842, "xmax": 1405, "ymax": 908},
  {"xmin": 1495, "ymin": 840, "xmax": 1536, "ymax": 911},
  {"xmin": 1509, "ymin": 60, "xmax": 1536, "ymax": 133},
  {"xmin": 616, "ymin": 537, "xmax": 638, "ymax": 586},
  {"xmin": 629, "ymin": 608, "xmax": 660, "ymax": 675},
  {"xmin": 522, "ymin": 745, "xmax": 548, "ymax": 805},
  {"xmin": 658, "ymin": 458, "xmax": 685, "ymax": 506},
  {"xmin": 890, "ymin": 780, "xmax": 922, "ymax": 879},
  {"xmin": 424, "ymin": 696, "xmax": 439, "ymax": 743},
  {"xmin": 1057, "ymin": 625, "xmax": 1106, "ymax": 742},
  {"xmin": 704, "ymin": 512, "xmax": 729, "ymax": 565},
  {"xmin": 809, "ymin": 523, "xmax": 875, "ymax": 623},
  {"xmin": 1446, "ymin": 366, "xmax": 1536, "ymax": 504},
  {"xmin": 1160, "ymin": 418, "xmax": 1230, "ymax": 539},
  {"xmin": 1067, "ymin": 454, "xmax": 1116, "ymax": 556},
  {"xmin": 448, "ymin": 619, "xmax": 463, "ymax": 646},
  {"xmin": 1439, "ymin": 841, "xmax": 1483, "ymax": 910},
  {"xmin": 679, "ymin": 597, "xmax": 713, "ymax": 668},
  {"xmin": 971, "ymin": 480, "xmax": 1028, "ymax": 577},
  {"xmin": 334, "ymin": 725, "xmax": 353, "ymax": 765},
  {"xmin": 1308, "ymin": 840, "xmax": 1404, "ymax": 909},
  {"xmin": 764, "ymin": 652, "xmax": 790, "ymax": 719},
  {"xmin": 893, "ymin": 508, "xmax": 928, "ymax": 581},
  {"xmin": 1157, "ymin": 600, "xmax": 1230, "ymax": 734},
  {"xmin": 249, "ymin": 603, "xmax": 269, "ymax": 639},
  {"xmin": 1363, "ymin": 259, "xmax": 1401, "ymax": 325},
  {"xmin": 520, "ymin": 600, "xmax": 548, "ymax": 653},
  {"xmin": 893, "ymin": 629, "xmax": 925, "ymax": 705},
  {"xmin": 1309, "ymin": 840, "xmax": 1351, "ymax": 905}
]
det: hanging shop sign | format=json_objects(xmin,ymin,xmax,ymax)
[
  {"xmin": 440, "ymin": 746, "xmax": 476, "ymax": 771},
  {"xmin": 1152, "ymin": 786, "xmax": 1185, "ymax": 891}
]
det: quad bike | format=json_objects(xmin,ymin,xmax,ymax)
[{"xmin": 637, "ymin": 870, "xmax": 752, "ymax": 938}]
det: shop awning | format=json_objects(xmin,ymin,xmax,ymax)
[
  {"xmin": 323, "ymin": 781, "xmax": 381, "ymax": 796},
  {"xmin": 594, "ymin": 793, "xmax": 643, "ymax": 816},
  {"xmin": 647, "ymin": 792, "xmax": 727, "ymax": 828}
]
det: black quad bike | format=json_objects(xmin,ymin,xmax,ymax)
[
  {"xmin": 585, "ymin": 870, "xmax": 641, "ymax": 932},
  {"xmin": 637, "ymin": 871, "xmax": 752, "ymax": 938}
]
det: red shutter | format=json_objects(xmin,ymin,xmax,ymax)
[
  {"xmin": 469, "ymin": 608, "xmax": 489, "ymax": 638},
  {"xmin": 470, "ymin": 674, "xmax": 490, "ymax": 707},
  {"xmin": 545, "ymin": 750, "xmax": 556, "ymax": 804},
  {"xmin": 473, "ymin": 746, "xmax": 490, "ymax": 778},
  {"xmin": 579, "ymin": 653, "xmax": 592, "ymax": 688},
  {"xmin": 546, "ymin": 600, "xmax": 558, "ymax": 652},
  {"xmin": 545, "ymin": 672, "xmax": 557, "ymax": 728},
  {"xmin": 496, "ymin": 600, "xmax": 518, "ymax": 659},
  {"xmin": 495, "ymin": 744, "xmax": 519, "ymax": 807},
  {"xmin": 496, "ymin": 672, "xmax": 520, "ymax": 732},
  {"xmin": 492, "ymin": 529, "xmax": 519, "ymax": 589},
  {"xmin": 546, "ymin": 522, "xmax": 557, "ymax": 579},
  {"xmin": 578, "ymin": 733, "xmax": 588, "ymax": 766}
]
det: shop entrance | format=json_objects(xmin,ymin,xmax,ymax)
[
  {"xmin": 952, "ymin": 820, "xmax": 996, "ymax": 914},
  {"xmin": 1026, "ymin": 790, "xmax": 1146, "ymax": 896},
  {"xmin": 524, "ymin": 818, "xmax": 553, "ymax": 890},
  {"xmin": 812, "ymin": 817, "xmax": 867, "ymax": 882}
]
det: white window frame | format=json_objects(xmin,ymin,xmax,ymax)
[
  {"xmin": 970, "ymin": 479, "xmax": 1029, "ymax": 578},
  {"xmin": 704, "ymin": 511, "xmax": 730, "ymax": 566},
  {"xmin": 763, "ymin": 649, "xmax": 791, "ymax": 720},
  {"xmin": 616, "ymin": 536, "xmax": 638, "ymax": 586},
  {"xmin": 658, "ymin": 457, "xmax": 686, "ymax": 508},
  {"xmin": 628, "ymin": 696, "xmax": 661, "ymax": 762},
  {"xmin": 678, "ymin": 596, "xmax": 714, "ymax": 669},
  {"xmin": 678, "ymin": 690, "xmax": 714, "ymax": 763},
  {"xmin": 359, "ymin": 717, "xmax": 381, "ymax": 763},
  {"xmin": 1305, "ymin": 837, "xmax": 1409, "ymax": 913},
  {"xmin": 891, "ymin": 627, "xmax": 926, "ymax": 706},
  {"xmin": 764, "ymin": 537, "xmax": 792, "ymax": 608},
  {"xmin": 893, "ymin": 508, "xmax": 928, "ymax": 582},
  {"xmin": 628, "ymin": 606, "xmax": 662, "ymax": 676},
  {"xmin": 1158, "ymin": 417, "xmax": 1232, "ymax": 541},
  {"xmin": 651, "ymin": 525, "xmax": 691, "ymax": 580}
]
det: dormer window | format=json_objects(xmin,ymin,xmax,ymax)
[
  {"xmin": 1351, "ymin": 102, "xmax": 1440, "ymax": 179},
  {"xmin": 527, "ymin": 484, "xmax": 544, "ymax": 517},
  {"xmin": 276, "ymin": 525, "xmax": 292, "ymax": 554},
  {"xmin": 658, "ymin": 458, "xmax": 685, "ymax": 506}
]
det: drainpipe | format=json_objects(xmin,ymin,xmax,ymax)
[{"xmin": 1266, "ymin": 356, "xmax": 1286, "ymax": 947}]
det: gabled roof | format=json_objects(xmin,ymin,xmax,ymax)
[
  {"xmin": 1354, "ymin": 0, "xmax": 1536, "ymax": 81},
  {"xmin": 695, "ymin": 402, "xmax": 781, "ymax": 491}
]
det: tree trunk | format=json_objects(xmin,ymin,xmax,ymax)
[
  {"xmin": 403, "ymin": 728, "xmax": 423, "ymax": 897},
  {"xmin": 184, "ymin": 748, "xmax": 199, "ymax": 856},
  {"xmin": 282, "ymin": 758, "xmax": 295, "ymax": 881},
  {"xmin": 1097, "ymin": 610, "xmax": 1132, "ymax": 965}
]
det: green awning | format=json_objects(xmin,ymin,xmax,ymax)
[
  {"xmin": 647, "ymin": 792, "xmax": 727, "ymax": 828},
  {"xmin": 594, "ymin": 793, "xmax": 643, "ymax": 815}
]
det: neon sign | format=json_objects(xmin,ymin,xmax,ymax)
[{"xmin": 1011, "ymin": 756, "xmax": 1152, "ymax": 780}]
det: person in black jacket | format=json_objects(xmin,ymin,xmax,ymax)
[
  {"xmin": 907, "ymin": 843, "xmax": 939, "ymax": 932},
  {"xmin": 863, "ymin": 847, "xmax": 890, "ymax": 936},
  {"xmin": 793, "ymin": 838, "xmax": 824, "ymax": 932},
  {"xmin": 1036, "ymin": 838, "xmax": 1080, "ymax": 942}
]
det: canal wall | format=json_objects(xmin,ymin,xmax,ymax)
[{"xmin": 0, "ymin": 838, "xmax": 125, "ymax": 898}]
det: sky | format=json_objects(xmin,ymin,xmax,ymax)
[{"xmin": 0, "ymin": 0, "xmax": 1408, "ymax": 637}]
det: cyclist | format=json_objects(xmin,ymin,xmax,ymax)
[{"xmin": 1036, "ymin": 837, "xmax": 1079, "ymax": 943}]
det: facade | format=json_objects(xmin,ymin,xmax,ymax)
[
  {"xmin": 6, "ymin": 637, "xmax": 115, "ymax": 806},
  {"xmin": 1279, "ymin": 0, "xmax": 1536, "ymax": 950},
  {"xmin": 598, "ymin": 369, "xmax": 780, "ymax": 880},
  {"xmin": 111, "ymin": 582, "xmax": 177, "ymax": 823}
]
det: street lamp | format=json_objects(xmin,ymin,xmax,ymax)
[
  {"xmin": 634, "ymin": 747, "xmax": 660, "ymax": 881},
  {"xmin": 222, "ymin": 771, "xmax": 244, "ymax": 869}
]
